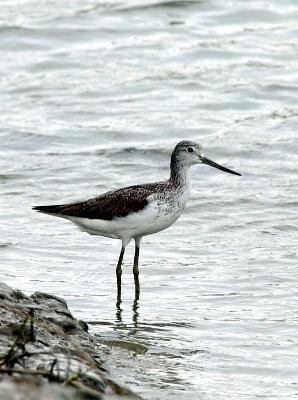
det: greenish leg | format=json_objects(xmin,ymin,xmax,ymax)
[
  {"xmin": 116, "ymin": 246, "xmax": 125, "ymax": 305},
  {"xmin": 133, "ymin": 242, "xmax": 140, "ymax": 300}
]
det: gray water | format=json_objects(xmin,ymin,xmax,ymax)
[{"xmin": 0, "ymin": 0, "xmax": 298, "ymax": 398}]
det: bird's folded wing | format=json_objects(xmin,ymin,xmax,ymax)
[{"xmin": 33, "ymin": 184, "xmax": 160, "ymax": 220}]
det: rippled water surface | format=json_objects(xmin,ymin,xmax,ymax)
[{"xmin": 1, "ymin": 1, "xmax": 298, "ymax": 398}]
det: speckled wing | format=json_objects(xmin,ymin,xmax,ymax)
[{"xmin": 33, "ymin": 183, "xmax": 161, "ymax": 220}]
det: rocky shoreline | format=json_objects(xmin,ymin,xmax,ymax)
[{"xmin": 0, "ymin": 282, "xmax": 140, "ymax": 400}]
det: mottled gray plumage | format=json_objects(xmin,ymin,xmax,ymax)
[
  {"xmin": 33, "ymin": 182, "xmax": 168, "ymax": 220},
  {"xmin": 33, "ymin": 141, "xmax": 199, "ymax": 220}
]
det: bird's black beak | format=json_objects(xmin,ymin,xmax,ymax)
[{"xmin": 202, "ymin": 156, "xmax": 241, "ymax": 176}]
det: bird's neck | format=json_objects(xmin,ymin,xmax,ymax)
[{"xmin": 169, "ymin": 157, "xmax": 191, "ymax": 190}]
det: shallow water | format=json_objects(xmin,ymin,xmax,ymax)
[{"xmin": 0, "ymin": 0, "xmax": 298, "ymax": 398}]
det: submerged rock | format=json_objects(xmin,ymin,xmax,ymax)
[{"xmin": 0, "ymin": 282, "xmax": 140, "ymax": 400}]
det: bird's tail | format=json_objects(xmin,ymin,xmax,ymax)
[{"xmin": 32, "ymin": 205, "xmax": 62, "ymax": 214}]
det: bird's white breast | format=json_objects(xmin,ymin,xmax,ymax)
[{"xmin": 64, "ymin": 183, "xmax": 190, "ymax": 242}]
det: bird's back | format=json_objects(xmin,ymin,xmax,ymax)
[{"xmin": 33, "ymin": 181, "xmax": 168, "ymax": 221}]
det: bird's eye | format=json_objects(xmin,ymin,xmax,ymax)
[{"xmin": 187, "ymin": 147, "xmax": 193, "ymax": 153}]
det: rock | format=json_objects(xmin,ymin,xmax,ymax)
[
  {"xmin": 0, "ymin": 377, "xmax": 100, "ymax": 400},
  {"xmin": 0, "ymin": 282, "xmax": 141, "ymax": 400}
]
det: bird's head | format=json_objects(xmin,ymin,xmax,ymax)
[{"xmin": 172, "ymin": 140, "xmax": 241, "ymax": 176}]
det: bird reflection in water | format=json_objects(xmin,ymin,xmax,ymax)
[{"xmin": 115, "ymin": 297, "xmax": 140, "ymax": 331}]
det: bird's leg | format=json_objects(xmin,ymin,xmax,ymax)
[
  {"xmin": 133, "ymin": 239, "xmax": 141, "ymax": 300},
  {"xmin": 116, "ymin": 246, "xmax": 125, "ymax": 305}
]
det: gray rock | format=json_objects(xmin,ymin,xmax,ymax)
[{"xmin": 0, "ymin": 282, "xmax": 141, "ymax": 400}]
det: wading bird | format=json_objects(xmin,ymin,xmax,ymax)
[{"xmin": 33, "ymin": 140, "xmax": 241, "ymax": 303}]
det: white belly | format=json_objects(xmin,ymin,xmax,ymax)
[{"xmin": 64, "ymin": 197, "xmax": 185, "ymax": 242}]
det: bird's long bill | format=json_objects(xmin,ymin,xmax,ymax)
[{"xmin": 202, "ymin": 156, "xmax": 241, "ymax": 176}]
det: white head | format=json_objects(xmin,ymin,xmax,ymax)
[
  {"xmin": 171, "ymin": 140, "xmax": 241, "ymax": 175},
  {"xmin": 171, "ymin": 140, "xmax": 204, "ymax": 167}
]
